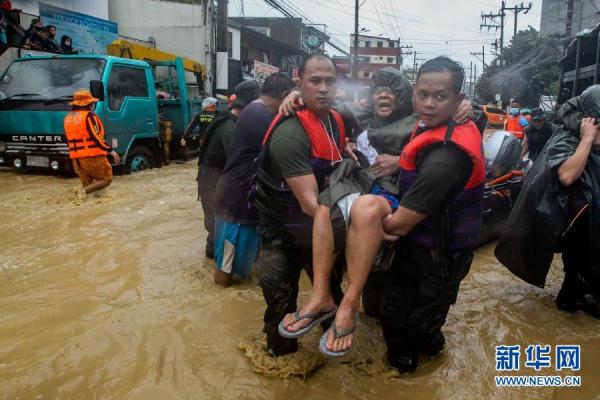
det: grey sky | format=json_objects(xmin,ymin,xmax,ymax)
[{"xmin": 230, "ymin": 0, "xmax": 543, "ymax": 80}]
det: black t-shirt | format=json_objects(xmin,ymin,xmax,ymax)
[
  {"xmin": 524, "ymin": 122, "xmax": 557, "ymax": 160},
  {"xmin": 400, "ymin": 142, "xmax": 473, "ymax": 215},
  {"xmin": 199, "ymin": 113, "xmax": 237, "ymax": 169},
  {"xmin": 214, "ymin": 101, "xmax": 275, "ymax": 224}
]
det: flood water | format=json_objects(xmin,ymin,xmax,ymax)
[{"xmin": 0, "ymin": 161, "xmax": 598, "ymax": 400}]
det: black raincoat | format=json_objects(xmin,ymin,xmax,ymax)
[{"xmin": 495, "ymin": 90, "xmax": 600, "ymax": 287}]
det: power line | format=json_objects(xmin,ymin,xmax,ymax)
[{"xmin": 262, "ymin": 0, "xmax": 351, "ymax": 55}]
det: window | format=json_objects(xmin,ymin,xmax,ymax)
[
  {"xmin": 377, "ymin": 41, "xmax": 383, "ymax": 48},
  {"xmin": 365, "ymin": 41, "xmax": 371, "ymax": 47},
  {"xmin": 389, "ymin": 42, "xmax": 395, "ymax": 48},
  {"xmin": 387, "ymin": 57, "xmax": 394, "ymax": 64},
  {"xmin": 0, "ymin": 58, "xmax": 105, "ymax": 102},
  {"xmin": 363, "ymin": 71, "xmax": 370, "ymax": 78},
  {"xmin": 107, "ymin": 65, "xmax": 149, "ymax": 111},
  {"xmin": 228, "ymin": 32, "xmax": 233, "ymax": 58}
]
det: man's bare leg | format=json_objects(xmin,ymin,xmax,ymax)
[
  {"xmin": 83, "ymin": 179, "xmax": 111, "ymax": 194},
  {"xmin": 326, "ymin": 194, "xmax": 392, "ymax": 353},
  {"xmin": 214, "ymin": 269, "xmax": 233, "ymax": 287},
  {"xmin": 282, "ymin": 204, "xmax": 338, "ymax": 331}
]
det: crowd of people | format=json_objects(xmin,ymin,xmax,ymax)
[
  {"xmin": 56, "ymin": 48, "xmax": 599, "ymax": 375},
  {"xmin": 20, "ymin": 17, "xmax": 77, "ymax": 54},
  {"xmin": 185, "ymin": 53, "xmax": 600, "ymax": 375}
]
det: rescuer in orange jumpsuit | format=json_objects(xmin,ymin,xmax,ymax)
[{"xmin": 63, "ymin": 90, "xmax": 120, "ymax": 195}]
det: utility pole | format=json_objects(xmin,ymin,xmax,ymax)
[
  {"xmin": 352, "ymin": 0, "xmax": 359, "ymax": 80},
  {"xmin": 413, "ymin": 56, "xmax": 425, "ymax": 81},
  {"xmin": 480, "ymin": 2, "xmax": 505, "ymax": 65},
  {"xmin": 215, "ymin": 0, "xmax": 228, "ymax": 95},
  {"xmin": 503, "ymin": 2, "xmax": 532, "ymax": 63},
  {"xmin": 482, "ymin": 45, "xmax": 485, "ymax": 71},
  {"xmin": 469, "ymin": 61, "xmax": 473, "ymax": 98},
  {"xmin": 413, "ymin": 51, "xmax": 418, "ymax": 80},
  {"xmin": 474, "ymin": 64, "xmax": 478, "ymax": 98},
  {"xmin": 398, "ymin": 43, "xmax": 413, "ymax": 66},
  {"xmin": 470, "ymin": 45, "xmax": 486, "ymax": 74}
]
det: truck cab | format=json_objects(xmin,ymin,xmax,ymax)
[{"xmin": 0, "ymin": 55, "xmax": 163, "ymax": 172}]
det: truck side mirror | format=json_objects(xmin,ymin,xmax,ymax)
[{"xmin": 90, "ymin": 80, "xmax": 105, "ymax": 101}]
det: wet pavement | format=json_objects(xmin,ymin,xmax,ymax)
[{"xmin": 0, "ymin": 162, "xmax": 598, "ymax": 400}]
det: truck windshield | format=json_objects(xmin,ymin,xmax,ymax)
[{"xmin": 0, "ymin": 58, "xmax": 106, "ymax": 101}]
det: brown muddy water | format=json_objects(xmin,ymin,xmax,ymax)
[{"xmin": 0, "ymin": 161, "xmax": 598, "ymax": 400}]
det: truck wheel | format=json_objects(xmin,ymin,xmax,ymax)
[{"xmin": 126, "ymin": 145, "xmax": 155, "ymax": 174}]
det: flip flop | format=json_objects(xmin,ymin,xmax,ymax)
[
  {"xmin": 318, "ymin": 318, "xmax": 357, "ymax": 357},
  {"xmin": 278, "ymin": 307, "xmax": 337, "ymax": 339}
]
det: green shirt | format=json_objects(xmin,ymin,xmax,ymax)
[{"xmin": 267, "ymin": 118, "xmax": 313, "ymax": 181}]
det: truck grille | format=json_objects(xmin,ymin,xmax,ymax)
[{"xmin": 6, "ymin": 142, "xmax": 69, "ymax": 156}]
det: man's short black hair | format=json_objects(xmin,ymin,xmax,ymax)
[
  {"xmin": 44, "ymin": 25, "xmax": 56, "ymax": 32},
  {"xmin": 298, "ymin": 54, "xmax": 336, "ymax": 77},
  {"xmin": 262, "ymin": 72, "xmax": 294, "ymax": 97},
  {"xmin": 417, "ymin": 56, "xmax": 464, "ymax": 94}
]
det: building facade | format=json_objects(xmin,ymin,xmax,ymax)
[
  {"xmin": 228, "ymin": 17, "xmax": 311, "ymax": 85},
  {"xmin": 11, "ymin": 0, "xmax": 109, "ymax": 19},
  {"xmin": 350, "ymin": 34, "xmax": 401, "ymax": 83},
  {"xmin": 108, "ymin": 0, "xmax": 215, "ymax": 95}
]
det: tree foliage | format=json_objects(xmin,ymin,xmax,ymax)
[{"xmin": 476, "ymin": 27, "xmax": 561, "ymax": 107}]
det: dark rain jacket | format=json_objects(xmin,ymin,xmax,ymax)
[
  {"xmin": 319, "ymin": 68, "xmax": 416, "ymax": 208},
  {"xmin": 494, "ymin": 95, "xmax": 600, "ymax": 287},
  {"xmin": 319, "ymin": 68, "xmax": 416, "ymax": 265}
]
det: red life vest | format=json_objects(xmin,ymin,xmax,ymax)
[
  {"xmin": 263, "ymin": 108, "xmax": 346, "ymax": 162},
  {"xmin": 399, "ymin": 121, "xmax": 486, "ymax": 250},
  {"xmin": 64, "ymin": 110, "xmax": 108, "ymax": 159},
  {"xmin": 253, "ymin": 107, "xmax": 346, "ymax": 246},
  {"xmin": 504, "ymin": 116, "xmax": 525, "ymax": 139}
]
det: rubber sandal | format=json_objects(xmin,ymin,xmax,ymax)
[
  {"xmin": 277, "ymin": 307, "xmax": 337, "ymax": 339},
  {"xmin": 318, "ymin": 318, "xmax": 357, "ymax": 357}
]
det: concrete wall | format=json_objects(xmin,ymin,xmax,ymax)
[
  {"xmin": 108, "ymin": 0, "xmax": 215, "ymax": 95},
  {"xmin": 11, "ymin": 0, "xmax": 109, "ymax": 19},
  {"xmin": 541, "ymin": 0, "xmax": 600, "ymax": 38},
  {"xmin": 571, "ymin": 0, "xmax": 600, "ymax": 33},
  {"xmin": 540, "ymin": 0, "xmax": 566, "ymax": 37}
]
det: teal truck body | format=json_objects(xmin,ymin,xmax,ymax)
[{"xmin": 0, "ymin": 54, "xmax": 202, "ymax": 172}]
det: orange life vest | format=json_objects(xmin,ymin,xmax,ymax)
[
  {"xmin": 504, "ymin": 116, "xmax": 525, "ymax": 139},
  {"xmin": 63, "ymin": 111, "xmax": 108, "ymax": 159},
  {"xmin": 399, "ymin": 121, "xmax": 486, "ymax": 249}
]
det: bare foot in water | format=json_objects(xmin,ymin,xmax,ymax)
[{"xmin": 281, "ymin": 294, "xmax": 336, "ymax": 333}]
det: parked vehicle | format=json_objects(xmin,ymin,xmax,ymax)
[
  {"xmin": 482, "ymin": 105, "xmax": 508, "ymax": 128},
  {"xmin": 0, "ymin": 42, "xmax": 206, "ymax": 173},
  {"xmin": 476, "ymin": 130, "xmax": 529, "ymax": 246}
]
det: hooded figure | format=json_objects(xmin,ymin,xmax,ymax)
[
  {"xmin": 321, "ymin": 68, "xmax": 414, "ymax": 208},
  {"xmin": 356, "ymin": 67, "xmax": 415, "ymax": 130},
  {"xmin": 495, "ymin": 85, "xmax": 600, "ymax": 316},
  {"xmin": 60, "ymin": 35, "xmax": 77, "ymax": 54},
  {"xmin": 318, "ymin": 68, "xmax": 415, "ymax": 294}
]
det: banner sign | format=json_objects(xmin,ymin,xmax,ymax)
[
  {"xmin": 39, "ymin": 3, "xmax": 118, "ymax": 54},
  {"xmin": 253, "ymin": 60, "xmax": 279, "ymax": 82}
]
